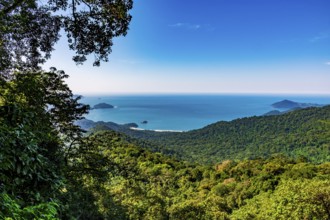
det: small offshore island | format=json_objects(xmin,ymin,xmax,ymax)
[
  {"xmin": 91, "ymin": 102, "xmax": 114, "ymax": 110},
  {"xmin": 271, "ymin": 99, "xmax": 322, "ymax": 109},
  {"xmin": 263, "ymin": 99, "xmax": 324, "ymax": 116}
]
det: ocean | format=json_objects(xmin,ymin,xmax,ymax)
[{"xmin": 81, "ymin": 94, "xmax": 330, "ymax": 131}]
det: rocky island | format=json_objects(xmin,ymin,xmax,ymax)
[
  {"xmin": 263, "ymin": 99, "xmax": 324, "ymax": 116},
  {"xmin": 272, "ymin": 99, "xmax": 322, "ymax": 109},
  {"xmin": 92, "ymin": 103, "xmax": 114, "ymax": 109}
]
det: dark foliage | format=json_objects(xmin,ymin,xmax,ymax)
[
  {"xmin": 0, "ymin": 0, "xmax": 133, "ymax": 76},
  {"xmin": 0, "ymin": 69, "xmax": 88, "ymax": 217}
]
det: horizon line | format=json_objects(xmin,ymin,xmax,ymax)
[{"xmin": 75, "ymin": 91, "xmax": 330, "ymax": 97}]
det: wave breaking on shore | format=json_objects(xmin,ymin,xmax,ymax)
[{"xmin": 130, "ymin": 127, "xmax": 184, "ymax": 133}]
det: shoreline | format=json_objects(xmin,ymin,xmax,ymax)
[{"xmin": 130, "ymin": 127, "xmax": 184, "ymax": 133}]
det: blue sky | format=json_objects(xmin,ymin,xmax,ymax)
[{"xmin": 45, "ymin": 0, "xmax": 330, "ymax": 95}]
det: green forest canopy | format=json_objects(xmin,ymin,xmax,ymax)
[
  {"xmin": 92, "ymin": 105, "xmax": 330, "ymax": 164},
  {"xmin": 1, "ymin": 1, "xmax": 330, "ymax": 219},
  {"xmin": 55, "ymin": 131, "xmax": 330, "ymax": 219}
]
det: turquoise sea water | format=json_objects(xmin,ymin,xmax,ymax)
[{"xmin": 81, "ymin": 94, "xmax": 330, "ymax": 131}]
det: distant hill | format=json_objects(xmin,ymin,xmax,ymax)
[
  {"xmin": 272, "ymin": 99, "xmax": 322, "ymax": 109},
  {"xmin": 263, "ymin": 110, "xmax": 283, "ymax": 116},
  {"xmin": 263, "ymin": 107, "xmax": 304, "ymax": 116},
  {"xmin": 76, "ymin": 119, "xmax": 138, "ymax": 133}
]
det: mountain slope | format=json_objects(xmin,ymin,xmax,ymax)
[
  {"xmin": 71, "ymin": 131, "xmax": 330, "ymax": 219},
  {"xmin": 121, "ymin": 105, "xmax": 330, "ymax": 164}
]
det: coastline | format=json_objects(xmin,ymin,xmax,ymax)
[
  {"xmin": 82, "ymin": 95, "xmax": 330, "ymax": 131},
  {"xmin": 129, "ymin": 127, "xmax": 184, "ymax": 133}
]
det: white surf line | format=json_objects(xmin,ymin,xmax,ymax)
[
  {"xmin": 129, "ymin": 127, "xmax": 145, "ymax": 131},
  {"xmin": 129, "ymin": 127, "xmax": 184, "ymax": 133}
]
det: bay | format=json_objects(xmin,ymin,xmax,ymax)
[{"xmin": 81, "ymin": 94, "xmax": 330, "ymax": 131}]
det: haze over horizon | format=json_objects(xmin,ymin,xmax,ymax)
[{"xmin": 45, "ymin": 0, "xmax": 330, "ymax": 95}]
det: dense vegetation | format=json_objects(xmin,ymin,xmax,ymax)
[
  {"xmin": 3, "ymin": 87, "xmax": 330, "ymax": 219},
  {"xmin": 115, "ymin": 106, "xmax": 330, "ymax": 164},
  {"xmin": 0, "ymin": 0, "xmax": 133, "ymax": 218},
  {"xmin": 0, "ymin": 70, "xmax": 89, "ymax": 219},
  {"xmin": 1, "ymin": 1, "xmax": 330, "ymax": 219},
  {"xmin": 63, "ymin": 131, "xmax": 330, "ymax": 219}
]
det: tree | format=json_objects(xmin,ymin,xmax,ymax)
[
  {"xmin": 0, "ymin": 0, "xmax": 133, "ymax": 77},
  {"xmin": 0, "ymin": 1, "xmax": 133, "ymax": 217},
  {"xmin": 0, "ymin": 68, "xmax": 88, "ymax": 205}
]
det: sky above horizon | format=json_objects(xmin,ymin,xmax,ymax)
[{"xmin": 44, "ymin": 0, "xmax": 330, "ymax": 95}]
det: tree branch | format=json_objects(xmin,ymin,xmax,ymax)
[
  {"xmin": 1, "ymin": 0, "xmax": 26, "ymax": 15},
  {"xmin": 80, "ymin": 0, "xmax": 92, "ymax": 12}
]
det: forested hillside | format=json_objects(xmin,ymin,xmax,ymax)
[
  {"xmin": 61, "ymin": 131, "xmax": 330, "ymax": 219},
  {"xmin": 117, "ymin": 105, "xmax": 330, "ymax": 164}
]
